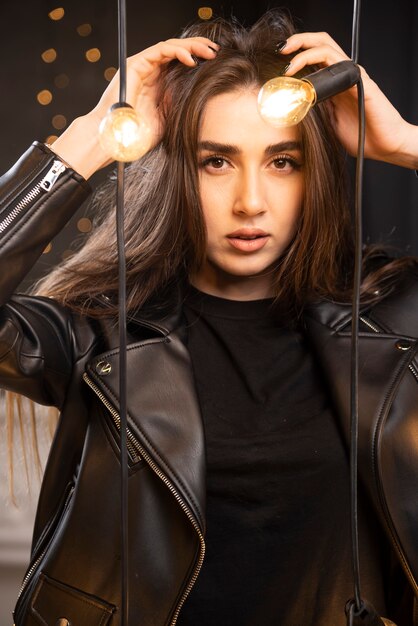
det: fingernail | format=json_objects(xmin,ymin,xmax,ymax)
[
  {"xmin": 283, "ymin": 62, "xmax": 291, "ymax": 74},
  {"xmin": 208, "ymin": 45, "xmax": 218, "ymax": 54},
  {"xmin": 275, "ymin": 40, "xmax": 287, "ymax": 54}
]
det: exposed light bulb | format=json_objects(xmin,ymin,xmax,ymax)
[
  {"xmin": 258, "ymin": 76, "xmax": 315, "ymax": 127},
  {"xmin": 258, "ymin": 61, "xmax": 361, "ymax": 128},
  {"xmin": 99, "ymin": 105, "xmax": 151, "ymax": 162}
]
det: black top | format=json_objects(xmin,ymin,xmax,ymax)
[{"xmin": 177, "ymin": 287, "xmax": 393, "ymax": 626}]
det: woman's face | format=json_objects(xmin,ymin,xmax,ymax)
[{"xmin": 193, "ymin": 88, "xmax": 304, "ymax": 301}]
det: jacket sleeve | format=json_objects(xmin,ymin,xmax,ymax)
[
  {"xmin": 0, "ymin": 141, "xmax": 92, "ymax": 407},
  {"xmin": 0, "ymin": 141, "xmax": 91, "ymax": 304}
]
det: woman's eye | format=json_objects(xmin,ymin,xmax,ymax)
[
  {"xmin": 200, "ymin": 156, "xmax": 228, "ymax": 170},
  {"xmin": 273, "ymin": 157, "xmax": 291, "ymax": 169},
  {"xmin": 271, "ymin": 155, "xmax": 301, "ymax": 171},
  {"xmin": 206, "ymin": 157, "xmax": 226, "ymax": 169}
]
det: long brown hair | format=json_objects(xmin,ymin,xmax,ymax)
[{"xmin": 35, "ymin": 10, "xmax": 417, "ymax": 318}]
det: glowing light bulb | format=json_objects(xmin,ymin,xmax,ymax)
[
  {"xmin": 258, "ymin": 76, "xmax": 315, "ymax": 127},
  {"xmin": 99, "ymin": 105, "xmax": 151, "ymax": 162},
  {"xmin": 258, "ymin": 61, "xmax": 361, "ymax": 128}
]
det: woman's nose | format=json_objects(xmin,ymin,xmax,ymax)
[{"xmin": 233, "ymin": 170, "xmax": 266, "ymax": 216}]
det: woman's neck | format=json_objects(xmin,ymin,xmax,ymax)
[{"xmin": 190, "ymin": 264, "xmax": 275, "ymax": 301}]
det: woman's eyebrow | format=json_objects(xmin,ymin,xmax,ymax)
[
  {"xmin": 197, "ymin": 141, "xmax": 240, "ymax": 154},
  {"xmin": 265, "ymin": 141, "xmax": 302, "ymax": 155},
  {"xmin": 197, "ymin": 140, "xmax": 302, "ymax": 155}
]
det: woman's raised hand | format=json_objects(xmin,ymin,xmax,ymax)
[
  {"xmin": 281, "ymin": 32, "xmax": 418, "ymax": 170},
  {"xmin": 50, "ymin": 37, "xmax": 219, "ymax": 179}
]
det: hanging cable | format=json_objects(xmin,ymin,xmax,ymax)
[
  {"xmin": 346, "ymin": 0, "xmax": 396, "ymax": 623},
  {"xmin": 348, "ymin": 0, "xmax": 365, "ymax": 616},
  {"xmin": 351, "ymin": 0, "xmax": 361, "ymax": 64},
  {"xmin": 115, "ymin": 0, "xmax": 129, "ymax": 624},
  {"xmin": 349, "ymin": 74, "xmax": 365, "ymax": 614}
]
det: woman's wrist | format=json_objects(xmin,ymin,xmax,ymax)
[
  {"xmin": 48, "ymin": 112, "xmax": 112, "ymax": 180},
  {"xmin": 386, "ymin": 121, "xmax": 418, "ymax": 170}
]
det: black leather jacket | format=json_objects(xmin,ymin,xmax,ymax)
[{"xmin": 1, "ymin": 143, "xmax": 418, "ymax": 626}]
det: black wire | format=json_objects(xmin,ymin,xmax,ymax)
[
  {"xmin": 348, "ymin": 0, "xmax": 364, "ymax": 614},
  {"xmin": 116, "ymin": 0, "xmax": 129, "ymax": 624},
  {"xmin": 350, "ymin": 76, "xmax": 366, "ymax": 613},
  {"xmin": 351, "ymin": 0, "xmax": 361, "ymax": 64},
  {"xmin": 119, "ymin": 0, "xmax": 127, "ymax": 103},
  {"xmin": 117, "ymin": 160, "xmax": 129, "ymax": 626}
]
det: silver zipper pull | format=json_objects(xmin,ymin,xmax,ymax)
[{"xmin": 40, "ymin": 160, "xmax": 67, "ymax": 191}]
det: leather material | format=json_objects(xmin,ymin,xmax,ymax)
[
  {"xmin": 84, "ymin": 327, "xmax": 206, "ymax": 532},
  {"xmin": 0, "ymin": 142, "xmax": 90, "ymax": 306},
  {"xmin": 28, "ymin": 573, "xmax": 116, "ymax": 626},
  {"xmin": 305, "ymin": 289, "xmax": 418, "ymax": 596},
  {"xmin": 1, "ymin": 146, "xmax": 417, "ymax": 624}
]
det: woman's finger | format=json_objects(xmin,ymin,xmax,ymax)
[
  {"xmin": 280, "ymin": 32, "xmax": 348, "ymax": 58},
  {"xmin": 282, "ymin": 44, "xmax": 349, "ymax": 76},
  {"xmin": 130, "ymin": 37, "xmax": 220, "ymax": 73}
]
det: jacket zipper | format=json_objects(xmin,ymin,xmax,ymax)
[
  {"xmin": 15, "ymin": 484, "xmax": 75, "ymax": 603},
  {"xmin": 360, "ymin": 315, "xmax": 418, "ymax": 382},
  {"xmin": 83, "ymin": 372, "xmax": 206, "ymax": 626},
  {"xmin": 0, "ymin": 160, "xmax": 66, "ymax": 234},
  {"xmin": 94, "ymin": 385, "xmax": 143, "ymax": 464},
  {"xmin": 359, "ymin": 315, "xmax": 380, "ymax": 333}
]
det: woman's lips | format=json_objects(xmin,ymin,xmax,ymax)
[{"xmin": 226, "ymin": 229, "xmax": 270, "ymax": 252}]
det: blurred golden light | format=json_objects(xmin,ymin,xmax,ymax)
[
  {"xmin": 37, "ymin": 90, "xmax": 53, "ymax": 105},
  {"xmin": 258, "ymin": 77, "xmax": 315, "ymax": 127},
  {"xmin": 43, "ymin": 243, "xmax": 52, "ymax": 254},
  {"xmin": 45, "ymin": 134, "xmax": 58, "ymax": 144},
  {"xmin": 54, "ymin": 73, "xmax": 70, "ymax": 89},
  {"xmin": 198, "ymin": 6, "xmax": 213, "ymax": 19},
  {"xmin": 85, "ymin": 48, "xmax": 101, "ymax": 63},
  {"xmin": 104, "ymin": 66, "xmax": 117, "ymax": 81},
  {"xmin": 41, "ymin": 48, "xmax": 57, "ymax": 63},
  {"xmin": 62, "ymin": 249, "xmax": 74, "ymax": 260},
  {"xmin": 77, "ymin": 217, "xmax": 92, "ymax": 233},
  {"xmin": 48, "ymin": 7, "xmax": 65, "ymax": 21},
  {"xmin": 52, "ymin": 114, "xmax": 67, "ymax": 130},
  {"xmin": 77, "ymin": 23, "xmax": 92, "ymax": 37},
  {"xmin": 99, "ymin": 106, "xmax": 151, "ymax": 162}
]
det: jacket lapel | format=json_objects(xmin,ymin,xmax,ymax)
[
  {"xmin": 304, "ymin": 301, "xmax": 418, "ymax": 503},
  {"xmin": 85, "ymin": 320, "xmax": 206, "ymax": 534}
]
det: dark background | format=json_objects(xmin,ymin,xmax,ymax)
[{"xmin": 1, "ymin": 0, "xmax": 417, "ymax": 288}]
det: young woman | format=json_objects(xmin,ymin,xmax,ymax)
[{"xmin": 2, "ymin": 10, "xmax": 418, "ymax": 626}]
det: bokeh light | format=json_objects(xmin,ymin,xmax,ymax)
[
  {"xmin": 52, "ymin": 114, "xmax": 67, "ymax": 130},
  {"xmin": 77, "ymin": 218, "xmax": 92, "ymax": 233},
  {"xmin": 77, "ymin": 23, "xmax": 92, "ymax": 37},
  {"xmin": 37, "ymin": 90, "xmax": 53, "ymax": 105},
  {"xmin": 85, "ymin": 48, "xmax": 101, "ymax": 63},
  {"xmin": 48, "ymin": 7, "xmax": 65, "ymax": 21},
  {"xmin": 45, "ymin": 134, "xmax": 58, "ymax": 144},
  {"xmin": 41, "ymin": 48, "xmax": 57, "ymax": 63},
  {"xmin": 198, "ymin": 7, "xmax": 213, "ymax": 20},
  {"xmin": 104, "ymin": 67, "xmax": 117, "ymax": 81},
  {"xmin": 62, "ymin": 249, "xmax": 74, "ymax": 260}
]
